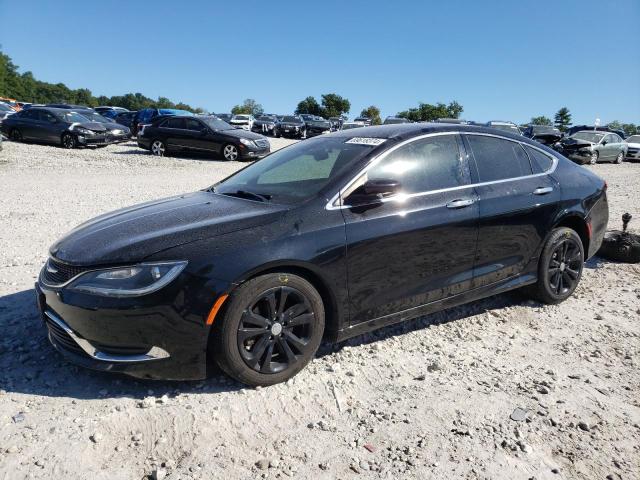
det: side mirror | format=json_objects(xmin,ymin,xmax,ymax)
[
  {"xmin": 345, "ymin": 178, "xmax": 401, "ymax": 205},
  {"xmin": 601, "ymin": 140, "xmax": 607, "ymax": 146},
  {"xmin": 363, "ymin": 178, "xmax": 401, "ymax": 196}
]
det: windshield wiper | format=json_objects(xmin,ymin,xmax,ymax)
[{"xmin": 221, "ymin": 190, "xmax": 272, "ymax": 202}]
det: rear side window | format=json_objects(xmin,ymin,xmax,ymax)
[
  {"xmin": 466, "ymin": 135, "xmax": 533, "ymax": 182},
  {"xmin": 524, "ymin": 145, "xmax": 554, "ymax": 173},
  {"xmin": 367, "ymin": 134, "xmax": 468, "ymax": 193},
  {"xmin": 162, "ymin": 117, "xmax": 186, "ymax": 129}
]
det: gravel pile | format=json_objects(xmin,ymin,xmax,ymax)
[{"xmin": 0, "ymin": 139, "xmax": 638, "ymax": 479}]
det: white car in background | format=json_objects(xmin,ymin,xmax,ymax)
[
  {"xmin": 625, "ymin": 134, "xmax": 640, "ymax": 162},
  {"xmin": 229, "ymin": 114, "xmax": 254, "ymax": 130}
]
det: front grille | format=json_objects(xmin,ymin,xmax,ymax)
[
  {"xmin": 254, "ymin": 139, "xmax": 269, "ymax": 148},
  {"xmin": 628, "ymin": 148, "xmax": 639, "ymax": 155},
  {"xmin": 45, "ymin": 316, "xmax": 85, "ymax": 355},
  {"xmin": 41, "ymin": 258, "xmax": 91, "ymax": 286}
]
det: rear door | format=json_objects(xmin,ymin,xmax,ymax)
[
  {"xmin": 341, "ymin": 133, "xmax": 479, "ymax": 324},
  {"xmin": 462, "ymin": 134, "xmax": 560, "ymax": 288},
  {"xmin": 160, "ymin": 117, "xmax": 187, "ymax": 149},
  {"xmin": 17, "ymin": 109, "xmax": 39, "ymax": 139}
]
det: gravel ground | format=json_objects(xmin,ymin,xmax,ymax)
[{"xmin": 0, "ymin": 139, "xmax": 638, "ymax": 480}]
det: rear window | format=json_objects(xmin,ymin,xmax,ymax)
[
  {"xmin": 524, "ymin": 145, "xmax": 554, "ymax": 173},
  {"xmin": 466, "ymin": 135, "xmax": 533, "ymax": 182}
]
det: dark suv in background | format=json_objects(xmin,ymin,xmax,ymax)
[
  {"xmin": 133, "ymin": 108, "xmax": 194, "ymax": 136},
  {"xmin": 137, "ymin": 115, "xmax": 270, "ymax": 160}
]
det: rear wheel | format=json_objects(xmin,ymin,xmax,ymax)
[
  {"xmin": 211, "ymin": 273, "xmax": 325, "ymax": 386},
  {"xmin": 614, "ymin": 151, "xmax": 624, "ymax": 164},
  {"xmin": 10, "ymin": 129, "xmax": 23, "ymax": 142},
  {"xmin": 526, "ymin": 227, "xmax": 584, "ymax": 304},
  {"xmin": 61, "ymin": 133, "xmax": 76, "ymax": 149},
  {"xmin": 151, "ymin": 139, "xmax": 166, "ymax": 156}
]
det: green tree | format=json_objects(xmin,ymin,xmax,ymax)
[
  {"xmin": 360, "ymin": 105, "xmax": 382, "ymax": 125},
  {"xmin": 621, "ymin": 123, "xmax": 638, "ymax": 137},
  {"xmin": 231, "ymin": 98, "xmax": 263, "ymax": 116},
  {"xmin": 321, "ymin": 93, "xmax": 350, "ymax": 118},
  {"xmin": 397, "ymin": 101, "xmax": 463, "ymax": 122},
  {"xmin": 530, "ymin": 116, "xmax": 553, "ymax": 126},
  {"xmin": 554, "ymin": 107, "xmax": 572, "ymax": 132},
  {"xmin": 295, "ymin": 96, "xmax": 323, "ymax": 116}
]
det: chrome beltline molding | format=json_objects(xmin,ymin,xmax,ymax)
[{"xmin": 326, "ymin": 131, "xmax": 559, "ymax": 211}]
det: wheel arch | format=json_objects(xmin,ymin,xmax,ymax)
[{"xmin": 553, "ymin": 213, "xmax": 590, "ymax": 255}]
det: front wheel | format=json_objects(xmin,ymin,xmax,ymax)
[
  {"xmin": 526, "ymin": 227, "xmax": 584, "ymax": 304},
  {"xmin": 222, "ymin": 143, "xmax": 239, "ymax": 161},
  {"xmin": 211, "ymin": 273, "xmax": 325, "ymax": 386},
  {"xmin": 589, "ymin": 151, "xmax": 599, "ymax": 165},
  {"xmin": 61, "ymin": 133, "xmax": 77, "ymax": 149},
  {"xmin": 614, "ymin": 151, "xmax": 624, "ymax": 164}
]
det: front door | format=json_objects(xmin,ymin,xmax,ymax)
[
  {"xmin": 462, "ymin": 134, "xmax": 561, "ymax": 288},
  {"xmin": 342, "ymin": 133, "xmax": 479, "ymax": 325}
]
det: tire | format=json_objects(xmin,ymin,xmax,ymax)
[
  {"xmin": 222, "ymin": 143, "xmax": 239, "ymax": 161},
  {"xmin": 597, "ymin": 231, "xmax": 640, "ymax": 263},
  {"xmin": 614, "ymin": 151, "xmax": 624, "ymax": 164},
  {"xmin": 151, "ymin": 139, "xmax": 166, "ymax": 156},
  {"xmin": 61, "ymin": 133, "xmax": 76, "ymax": 149},
  {"xmin": 211, "ymin": 273, "xmax": 325, "ymax": 386},
  {"xmin": 589, "ymin": 151, "xmax": 599, "ymax": 165},
  {"xmin": 525, "ymin": 227, "xmax": 584, "ymax": 304},
  {"xmin": 10, "ymin": 129, "xmax": 23, "ymax": 142}
]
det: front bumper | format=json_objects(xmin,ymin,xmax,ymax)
[
  {"xmin": 625, "ymin": 149, "xmax": 639, "ymax": 161},
  {"xmin": 239, "ymin": 142, "xmax": 270, "ymax": 159},
  {"xmin": 34, "ymin": 269, "xmax": 230, "ymax": 380},
  {"xmin": 231, "ymin": 124, "xmax": 250, "ymax": 130}
]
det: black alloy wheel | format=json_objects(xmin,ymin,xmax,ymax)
[
  {"xmin": 211, "ymin": 273, "xmax": 325, "ymax": 386},
  {"xmin": 526, "ymin": 227, "xmax": 584, "ymax": 304},
  {"xmin": 61, "ymin": 133, "xmax": 76, "ymax": 149},
  {"xmin": 238, "ymin": 286, "xmax": 315, "ymax": 374}
]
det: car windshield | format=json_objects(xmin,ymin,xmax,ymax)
[
  {"xmin": 213, "ymin": 137, "xmax": 376, "ymax": 204},
  {"xmin": 76, "ymin": 111, "xmax": 110, "ymax": 123},
  {"xmin": 233, "ymin": 115, "xmax": 250, "ymax": 120},
  {"xmin": 572, "ymin": 132, "xmax": 604, "ymax": 143},
  {"xmin": 59, "ymin": 111, "xmax": 91, "ymax": 123},
  {"xmin": 625, "ymin": 135, "xmax": 640, "ymax": 143},
  {"xmin": 342, "ymin": 124, "xmax": 362, "ymax": 130},
  {"xmin": 258, "ymin": 116, "xmax": 275, "ymax": 121},
  {"xmin": 159, "ymin": 109, "xmax": 194, "ymax": 116},
  {"xmin": 282, "ymin": 116, "xmax": 302, "ymax": 123},
  {"xmin": 0, "ymin": 103, "xmax": 13, "ymax": 112},
  {"xmin": 201, "ymin": 116, "xmax": 233, "ymax": 130}
]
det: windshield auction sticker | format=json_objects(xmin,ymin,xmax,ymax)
[{"xmin": 345, "ymin": 137, "xmax": 387, "ymax": 146}]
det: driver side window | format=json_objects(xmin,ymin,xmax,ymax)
[{"xmin": 366, "ymin": 134, "xmax": 468, "ymax": 194}]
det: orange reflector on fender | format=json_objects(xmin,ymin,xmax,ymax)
[{"xmin": 206, "ymin": 294, "xmax": 229, "ymax": 325}]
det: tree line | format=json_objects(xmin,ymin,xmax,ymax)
[
  {"xmin": 2, "ymin": 50, "xmax": 636, "ymax": 135},
  {"xmin": 0, "ymin": 50, "xmax": 205, "ymax": 113}
]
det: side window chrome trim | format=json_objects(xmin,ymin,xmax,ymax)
[{"xmin": 326, "ymin": 131, "xmax": 559, "ymax": 211}]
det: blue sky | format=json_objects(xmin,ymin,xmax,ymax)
[{"xmin": 1, "ymin": 0, "xmax": 638, "ymax": 124}]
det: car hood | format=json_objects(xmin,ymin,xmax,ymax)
[
  {"xmin": 626, "ymin": 142, "xmax": 640, "ymax": 148},
  {"xmin": 73, "ymin": 122, "xmax": 108, "ymax": 132},
  {"xmin": 220, "ymin": 128, "xmax": 266, "ymax": 141},
  {"xmin": 279, "ymin": 122, "xmax": 304, "ymax": 127},
  {"xmin": 50, "ymin": 191, "xmax": 287, "ymax": 265},
  {"xmin": 103, "ymin": 123, "xmax": 130, "ymax": 133},
  {"xmin": 561, "ymin": 137, "xmax": 594, "ymax": 147}
]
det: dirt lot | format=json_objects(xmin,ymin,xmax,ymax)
[{"xmin": 0, "ymin": 139, "xmax": 638, "ymax": 480}]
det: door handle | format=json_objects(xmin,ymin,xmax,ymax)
[
  {"xmin": 533, "ymin": 187, "xmax": 553, "ymax": 195},
  {"xmin": 446, "ymin": 198, "xmax": 475, "ymax": 209}
]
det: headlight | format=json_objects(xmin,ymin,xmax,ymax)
[
  {"xmin": 239, "ymin": 138, "xmax": 254, "ymax": 147},
  {"xmin": 111, "ymin": 129, "xmax": 122, "ymax": 135},
  {"xmin": 75, "ymin": 127, "xmax": 94, "ymax": 135},
  {"xmin": 67, "ymin": 261, "xmax": 187, "ymax": 297}
]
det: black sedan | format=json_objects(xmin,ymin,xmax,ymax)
[
  {"xmin": 1, "ymin": 107, "xmax": 111, "ymax": 148},
  {"xmin": 304, "ymin": 117, "xmax": 332, "ymax": 137},
  {"xmin": 275, "ymin": 115, "xmax": 306, "ymax": 138},
  {"xmin": 36, "ymin": 124, "xmax": 608, "ymax": 386},
  {"xmin": 137, "ymin": 115, "xmax": 270, "ymax": 160}
]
